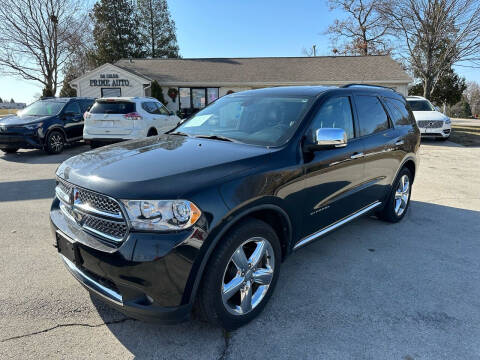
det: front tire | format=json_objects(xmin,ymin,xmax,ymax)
[
  {"xmin": 378, "ymin": 167, "xmax": 412, "ymax": 223},
  {"xmin": 44, "ymin": 130, "xmax": 65, "ymax": 154},
  {"xmin": 196, "ymin": 218, "xmax": 281, "ymax": 330}
]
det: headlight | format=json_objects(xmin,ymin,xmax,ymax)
[
  {"xmin": 122, "ymin": 199, "xmax": 202, "ymax": 231},
  {"xmin": 25, "ymin": 122, "xmax": 42, "ymax": 130},
  {"xmin": 444, "ymin": 118, "xmax": 451, "ymax": 124}
]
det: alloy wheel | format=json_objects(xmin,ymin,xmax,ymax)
[
  {"xmin": 394, "ymin": 174, "xmax": 410, "ymax": 216},
  {"xmin": 221, "ymin": 237, "xmax": 275, "ymax": 315},
  {"xmin": 50, "ymin": 133, "xmax": 64, "ymax": 153}
]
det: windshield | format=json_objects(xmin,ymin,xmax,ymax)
[
  {"xmin": 20, "ymin": 100, "xmax": 65, "ymax": 117},
  {"xmin": 175, "ymin": 94, "xmax": 314, "ymax": 146},
  {"xmin": 407, "ymin": 99, "xmax": 435, "ymax": 112}
]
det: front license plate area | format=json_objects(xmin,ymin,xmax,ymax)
[{"xmin": 56, "ymin": 232, "xmax": 82, "ymax": 266}]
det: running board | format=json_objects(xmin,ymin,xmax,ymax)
[{"xmin": 293, "ymin": 201, "xmax": 382, "ymax": 250}]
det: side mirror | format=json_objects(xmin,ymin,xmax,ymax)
[{"xmin": 304, "ymin": 128, "xmax": 347, "ymax": 151}]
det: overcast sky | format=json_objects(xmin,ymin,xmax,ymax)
[{"xmin": 1, "ymin": 0, "xmax": 479, "ymax": 103}]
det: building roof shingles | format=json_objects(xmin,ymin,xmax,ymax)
[{"xmin": 115, "ymin": 56, "xmax": 411, "ymax": 86}]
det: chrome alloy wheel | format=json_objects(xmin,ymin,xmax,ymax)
[
  {"xmin": 394, "ymin": 174, "xmax": 410, "ymax": 216},
  {"xmin": 221, "ymin": 237, "xmax": 275, "ymax": 315},
  {"xmin": 50, "ymin": 133, "xmax": 64, "ymax": 152}
]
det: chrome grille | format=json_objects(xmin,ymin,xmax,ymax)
[
  {"xmin": 55, "ymin": 177, "xmax": 128, "ymax": 243},
  {"xmin": 417, "ymin": 120, "xmax": 444, "ymax": 128},
  {"xmin": 77, "ymin": 188, "xmax": 122, "ymax": 216}
]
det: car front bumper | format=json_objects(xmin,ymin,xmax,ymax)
[
  {"xmin": 418, "ymin": 123, "xmax": 451, "ymax": 138},
  {"xmin": 50, "ymin": 199, "xmax": 207, "ymax": 323},
  {"xmin": 0, "ymin": 131, "xmax": 42, "ymax": 149}
]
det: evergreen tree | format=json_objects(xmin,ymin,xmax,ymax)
[
  {"xmin": 90, "ymin": 0, "xmax": 144, "ymax": 65},
  {"xmin": 10, "ymin": 98, "xmax": 14, "ymax": 103},
  {"xmin": 137, "ymin": 0, "xmax": 179, "ymax": 58},
  {"xmin": 150, "ymin": 80, "xmax": 167, "ymax": 105},
  {"xmin": 0, "ymin": 97, "xmax": 3, "ymax": 103},
  {"xmin": 59, "ymin": 66, "xmax": 78, "ymax": 97}
]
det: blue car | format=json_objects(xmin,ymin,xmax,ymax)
[{"xmin": 0, "ymin": 97, "xmax": 94, "ymax": 154}]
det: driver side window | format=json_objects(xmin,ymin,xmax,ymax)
[
  {"xmin": 310, "ymin": 97, "xmax": 354, "ymax": 139},
  {"xmin": 63, "ymin": 101, "xmax": 81, "ymax": 116}
]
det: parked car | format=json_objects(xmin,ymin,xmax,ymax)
[
  {"xmin": 406, "ymin": 96, "xmax": 451, "ymax": 140},
  {"xmin": 83, "ymin": 97, "xmax": 180, "ymax": 148},
  {"xmin": 51, "ymin": 85, "xmax": 420, "ymax": 330},
  {"xmin": 0, "ymin": 97, "xmax": 94, "ymax": 154}
]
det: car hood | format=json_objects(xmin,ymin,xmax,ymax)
[
  {"xmin": 412, "ymin": 111, "xmax": 448, "ymax": 121},
  {"xmin": 57, "ymin": 135, "xmax": 276, "ymax": 199},
  {"xmin": 0, "ymin": 114, "xmax": 50, "ymax": 126}
]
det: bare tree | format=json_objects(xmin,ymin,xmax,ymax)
[
  {"xmin": 380, "ymin": 0, "xmax": 480, "ymax": 99},
  {"xmin": 327, "ymin": 0, "xmax": 393, "ymax": 56},
  {"xmin": 0, "ymin": 0, "xmax": 87, "ymax": 96},
  {"xmin": 464, "ymin": 81, "xmax": 480, "ymax": 116}
]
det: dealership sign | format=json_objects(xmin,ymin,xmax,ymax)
[{"xmin": 89, "ymin": 73, "xmax": 129, "ymax": 87}]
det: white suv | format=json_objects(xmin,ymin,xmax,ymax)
[
  {"xmin": 84, "ymin": 97, "xmax": 180, "ymax": 148},
  {"xmin": 406, "ymin": 96, "xmax": 451, "ymax": 140}
]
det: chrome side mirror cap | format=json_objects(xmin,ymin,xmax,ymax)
[{"xmin": 305, "ymin": 128, "xmax": 347, "ymax": 151}]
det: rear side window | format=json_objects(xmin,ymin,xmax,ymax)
[
  {"xmin": 141, "ymin": 102, "xmax": 158, "ymax": 114},
  {"xmin": 80, "ymin": 100, "xmax": 94, "ymax": 113},
  {"xmin": 384, "ymin": 98, "xmax": 411, "ymax": 126},
  {"xmin": 310, "ymin": 96, "xmax": 355, "ymax": 139},
  {"xmin": 90, "ymin": 101, "xmax": 135, "ymax": 114},
  {"xmin": 355, "ymin": 96, "xmax": 390, "ymax": 136},
  {"xmin": 63, "ymin": 101, "xmax": 81, "ymax": 115}
]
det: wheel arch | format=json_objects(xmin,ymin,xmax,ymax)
[
  {"xmin": 147, "ymin": 127, "xmax": 158, "ymax": 136},
  {"xmin": 185, "ymin": 203, "xmax": 292, "ymax": 306},
  {"xmin": 44, "ymin": 126, "xmax": 67, "ymax": 145}
]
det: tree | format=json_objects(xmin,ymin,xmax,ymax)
[
  {"xmin": 380, "ymin": 0, "xmax": 480, "ymax": 100},
  {"xmin": 150, "ymin": 81, "xmax": 167, "ymax": 105},
  {"xmin": 0, "ymin": 0, "xmax": 88, "ymax": 96},
  {"xmin": 0, "ymin": 98, "xmax": 3, "ymax": 103},
  {"xmin": 327, "ymin": 0, "xmax": 392, "ymax": 55},
  {"xmin": 409, "ymin": 68, "xmax": 466, "ymax": 109},
  {"xmin": 464, "ymin": 81, "xmax": 480, "ymax": 116},
  {"xmin": 90, "ymin": 0, "xmax": 144, "ymax": 65},
  {"xmin": 448, "ymin": 98, "xmax": 472, "ymax": 118},
  {"xmin": 10, "ymin": 98, "xmax": 14, "ymax": 103},
  {"xmin": 137, "ymin": 0, "xmax": 180, "ymax": 58}
]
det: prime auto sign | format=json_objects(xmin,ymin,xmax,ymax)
[{"xmin": 89, "ymin": 73, "xmax": 129, "ymax": 87}]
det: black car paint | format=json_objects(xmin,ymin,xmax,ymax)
[
  {"xmin": 50, "ymin": 86, "xmax": 420, "ymax": 322},
  {"xmin": 0, "ymin": 98, "xmax": 94, "ymax": 151}
]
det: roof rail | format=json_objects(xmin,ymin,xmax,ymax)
[{"xmin": 341, "ymin": 83, "xmax": 395, "ymax": 91}]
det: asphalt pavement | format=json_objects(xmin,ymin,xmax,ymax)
[{"xmin": 1, "ymin": 140, "xmax": 479, "ymax": 359}]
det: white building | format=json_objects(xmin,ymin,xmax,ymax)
[{"xmin": 70, "ymin": 56, "xmax": 411, "ymax": 114}]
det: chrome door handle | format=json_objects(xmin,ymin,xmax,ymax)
[
  {"xmin": 395, "ymin": 140, "xmax": 405, "ymax": 146},
  {"xmin": 350, "ymin": 152, "xmax": 364, "ymax": 159}
]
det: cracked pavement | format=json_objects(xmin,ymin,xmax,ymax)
[{"xmin": 1, "ymin": 139, "xmax": 480, "ymax": 359}]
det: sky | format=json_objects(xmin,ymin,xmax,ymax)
[{"xmin": 1, "ymin": 0, "xmax": 479, "ymax": 104}]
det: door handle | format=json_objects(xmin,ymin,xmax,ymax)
[
  {"xmin": 350, "ymin": 152, "xmax": 364, "ymax": 159},
  {"xmin": 395, "ymin": 140, "xmax": 404, "ymax": 146}
]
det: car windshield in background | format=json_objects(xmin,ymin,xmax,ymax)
[
  {"xmin": 408, "ymin": 100, "xmax": 435, "ymax": 111},
  {"xmin": 20, "ymin": 101, "xmax": 65, "ymax": 117},
  {"xmin": 90, "ymin": 101, "xmax": 136, "ymax": 114},
  {"xmin": 175, "ymin": 95, "xmax": 313, "ymax": 146}
]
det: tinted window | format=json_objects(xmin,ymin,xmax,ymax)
[
  {"xmin": 80, "ymin": 100, "xmax": 94, "ymax": 113},
  {"xmin": 63, "ymin": 101, "xmax": 81, "ymax": 115},
  {"xmin": 90, "ymin": 101, "xmax": 135, "ymax": 114},
  {"xmin": 310, "ymin": 96, "xmax": 354, "ymax": 139},
  {"xmin": 176, "ymin": 95, "xmax": 313, "ymax": 146},
  {"xmin": 407, "ymin": 99, "xmax": 434, "ymax": 111},
  {"xmin": 141, "ymin": 102, "xmax": 158, "ymax": 114},
  {"xmin": 356, "ymin": 96, "xmax": 389, "ymax": 136},
  {"xmin": 385, "ymin": 98, "xmax": 411, "ymax": 126}
]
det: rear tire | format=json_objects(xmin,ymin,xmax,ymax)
[
  {"xmin": 44, "ymin": 131, "xmax": 65, "ymax": 154},
  {"xmin": 1, "ymin": 148, "xmax": 19, "ymax": 154},
  {"xmin": 196, "ymin": 218, "xmax": 281, "ymax": 330},
  {"xmin": 377, "ymin": 167, "xmax": 412, "ymax": 223}
]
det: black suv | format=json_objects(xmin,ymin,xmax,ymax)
[
  {"xmin": 50, "ymin": 86, "xmax": 420, "ymax": 330},
  {"xmin": 0, "ymin": 97, "xmax": 94, "ymax": 155}
]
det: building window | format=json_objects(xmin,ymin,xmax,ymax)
[
  {"xmin": 101, "ymin": 88, "xmax": 121, "ymax": 97},
  {"xmin": 178, "ymin": 87, "xmax": 220, "ymax": 110}
]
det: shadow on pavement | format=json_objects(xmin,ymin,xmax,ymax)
[
  {"xmin": 92, "ymin": 200, "xmax": 480, "ymax": 359},
  {"xmin": 0, "ymin": 142, "xmax": 89, "ymax": 165},
  {"xmin": 0, "ymin": 179, "xmax": 56, "ymax": 202}
]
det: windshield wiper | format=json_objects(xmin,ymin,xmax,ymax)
[
  {"xmin": 194, "ymin": 134, "xmax": 237, "ymax": 143},
  {"xmin": 168, "ymin": 131, "xmax": 191, "ymax": 137}
]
